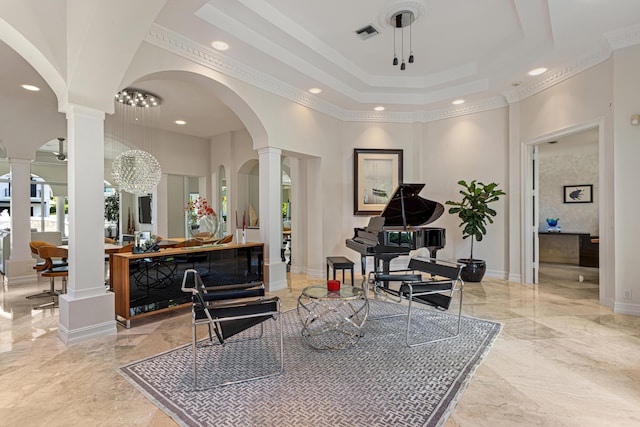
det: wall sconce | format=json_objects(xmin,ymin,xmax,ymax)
[{"xmin": 631, "ymin": 114, "xmax": 640, "ymax": 126}]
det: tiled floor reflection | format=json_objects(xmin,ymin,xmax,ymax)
[{"xmin": 1, "ymin": 263, "xmax": 639, "ymax": 426}]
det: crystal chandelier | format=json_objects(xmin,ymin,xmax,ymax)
[
  {"xmin": 111, "ymin": 88, "xmax": 162, "ymax": 194},
  {"xmin": 112, "ymin": 149, "xmax": 162, "ymax": 194},
  {"xmin": 115, "ymin": 89, "xmax": 161, "ymax": 108}
]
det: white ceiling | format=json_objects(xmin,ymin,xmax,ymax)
[{"xmin": 1, "ymin": 0, "xmax": 640, "ymax": 156}]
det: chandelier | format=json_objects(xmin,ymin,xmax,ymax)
[
  {"xmin": 114, "ymin": 88, "xmax": 161, "ymax": 108},
  {"xmin": 112, "ymin": 149, "xmax": 162, "ymax": 194},
  {"xmin": 391, "ymin": 10, "xmax": 415, "ymax": 71},
  {"xmin": 111, "ymin": 88, "xmax": 163, "ymax": 194}
]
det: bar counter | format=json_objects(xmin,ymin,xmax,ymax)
[{"xmin": 110, "ymin": 242, "xmax": 264, "ymax": 327}]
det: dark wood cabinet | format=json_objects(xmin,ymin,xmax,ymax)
[
  {"xmin": 579, "ymin": 235, "xmax": 599, "ymax": 267},
  {"xmin": 111, "ymin": 242, "xmax": 264, "ymax": 327},
  {"xmin": 539, "ymin": 232, "xmax": 599, "ymax": 268}
]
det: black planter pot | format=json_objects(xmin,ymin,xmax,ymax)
[{"xmin": 458, "ymin": 259, "xmax": 487, "ymax": 282}]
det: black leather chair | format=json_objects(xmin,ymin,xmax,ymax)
[
  {"xmin": 367, "ymin": 257, "xmax": 465, "ymax": 347},
  {"xmin": 181, "ymin": 269, "xmax": 283, "ymax": 389}
]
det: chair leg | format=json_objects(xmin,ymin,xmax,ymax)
[
  {"xmin": 25, "ymin": 288, "xmax": 54, "ymax": 299},
  {"xmin": 34, "ymin": 277, "xmax": 58, "ymax": 310},
  {"xmin": 193, "ymin": 322, "xmax": 198, "ymax": 389}
]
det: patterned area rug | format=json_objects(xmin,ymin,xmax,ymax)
[{"xmin": 118, "ymin": 300, "xmax": 501, "ymax": 427}]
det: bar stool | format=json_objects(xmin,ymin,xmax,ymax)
[
  {"xmin": 35, "ymin": 246, "xmax": 69, "ymax": 309},
  {"xmin": 326, "ymin": 256, "xmax": 355, "ymax": 286},
  {"xmin": 26, "ymin": 241, "xmax": 64, "ymax": 299}
]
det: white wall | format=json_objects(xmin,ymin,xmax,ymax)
[
  {"xmin": 517, "ymin": 57, "xmax": 615, "ymax": 306},
  {"xmin": 613, "ymin": 44, "xmax": 640, "ymax": 314},
  {"xmin": 538, "ymin": 140, "xmax": 599, "ymax": 235},
  {"xmin": 423, "ymin": 108, "xmax": 510, "ymax": 277}
]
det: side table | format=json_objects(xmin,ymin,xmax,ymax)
[{"xmin": 297, "ymin": 285, "xmax": 369, "ymax": 350}]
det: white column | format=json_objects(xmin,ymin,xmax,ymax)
[
  {"xmin": 305, "ymin": 157, "xmax": 324, "ymax": 279},
  {"xmin": 5, "ymin": 158, "xmax": 37, "ymax": 284},
  {"xmin": 56, "ymin": 195, "xmax": 66, "ymax": 236},
  {"xmin": 288, "ymin": 157, "xmax": 304, "ymax": 274},
  {"xmin": 58, "ymin": 104, "xmax": 116, "ymax": 345},
  {"xmin": 258, "ymin": 147, "xmax": 287, "ymax": 291}
]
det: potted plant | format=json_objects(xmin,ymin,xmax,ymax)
[
  {"xmin": 446, "ymin": 180, "xmax": 506, "ymax": 282},
  {"xmin": 104, "ymin": 193, "xmax": 120, "ymax": 241}
]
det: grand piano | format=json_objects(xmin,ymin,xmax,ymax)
[{"xmin": 346, "ymin": 183, "xmax": 446, "ymax": 277}]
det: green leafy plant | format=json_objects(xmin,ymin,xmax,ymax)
[{"xmin": 446, "ymin": 180, "xmax": 506, "ymax": 260}]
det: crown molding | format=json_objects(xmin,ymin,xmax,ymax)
[
  {"xmin": 147, "ymin": 24, "xmax": 508, "ymax": 124},
  {"xmin": 605, "ymin": 23, "xmax": 640, "ymax": 50},
  {"xmin": 146, "ymin": 24, "xmax": 625, "ymax": 126},
  {"xmin": 421, "ymin": 97, "xmax": 508, "ymax": 122},
  {"xmin": 503, "ymin": 25, "xmax": 640, "ymax": 104},
  {"xmin": 145, "ymin": 25, "xmax": 345, "ymax": 121},
  {"xmin": 342, "ymin": 110, "xmax": 417, "ymax": 123},
  {"xmin": 502, "ymin": 45, "xmax": 612, "ymax": 104},
  {"xmin": 343, "ymin": 97, "xmax": 507, "ymax": 123}
]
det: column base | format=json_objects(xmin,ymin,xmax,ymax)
[
  {"xmin": 4, "ymin": 259, "xmax": 38, "ymax": 286},
  {"xmin": 264, "ymin": 261, "xmax": 287, "ymax": 291},
  {"xmin": 58, "ymin": 291, "xmax": 117, "ymax": 345}
]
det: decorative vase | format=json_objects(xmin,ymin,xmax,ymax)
[
  {"xmin": 241, "ymin": 230, "xmax": 246, "ymax": 244},
  {"xmin": 186, "ymin": 212, "xmax": 220, "ymax": 243},
  {"xmin": 458, "ymin": 258, "xmax": 487, "ymax": 282}
]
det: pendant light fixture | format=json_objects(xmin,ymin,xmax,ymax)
[
  {"xmin": 391, "ymin": 10, "xmax": 415, "ymax": 71},
  {"xmin": 111, "ymin": 88, "xmax": 163, "ymax": 194}
]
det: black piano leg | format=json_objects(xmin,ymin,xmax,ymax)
[{"xmin": 360, "ymin": 256, "xmax": 367, "ymax": 285}]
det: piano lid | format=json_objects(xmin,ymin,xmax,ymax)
[{"xmin": 380, "ymin": 183, "xmax": 444, "ymax": 228}]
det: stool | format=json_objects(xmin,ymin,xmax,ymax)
[{"xmin": 326, "ymin": 256, "xmax": 355, "ymax": 286}]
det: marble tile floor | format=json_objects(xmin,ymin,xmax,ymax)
[{"xmin": 1, "ymin": 263, "xmax": 639, "ymax": 426}]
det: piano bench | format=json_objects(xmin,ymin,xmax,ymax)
[{"xmin": 326, "ymin": 256, "xmax": 355, "ymax": 286}]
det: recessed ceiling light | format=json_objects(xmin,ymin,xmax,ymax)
[
  {"xmin": 452, "ymin": 99, "xmax": 465, "ymax": 105},
  {"xmin": 374, "ymin": 106, "xmax": 385, "ymax": 111},
  {"xmin": 211, "ymin": 41, "xmax": 229, "ymax": 51},
  {"xmin": 175, "ymin": 120, "xmax": 186, "ymax": 125},
  {"xmin": 21, "ymin": 84, "xmax": 40, "ymax": 91},
  {"xmin": 308, "ymin": 87, "xmax": 322, "ymax": 94},
  {"xmin": 528, "ymin": 67, "xmax": 547, "ymax": 76}
]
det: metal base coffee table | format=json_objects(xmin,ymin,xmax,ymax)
[{"xmin": 297, "ymin": 285, "xmax": 369, "ymax": 350}]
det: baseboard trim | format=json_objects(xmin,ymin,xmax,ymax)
[
  {"xmin": 57, "ymin": 320, "xmax": 117, "ymax": 346},
  {"xmin": 613, "ymin": 301, "xmax": 640, "ymax": 316}
]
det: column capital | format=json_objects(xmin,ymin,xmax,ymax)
[
  {"xmin": 7, "ymin": 157, "xmax": 31, "ymax": 165},
  {"xmin": 258, "ymin": 146, "xmax": 281, "ymax": 156},
  {"xmin": 65, "ymin": 104, "xmax": 106, "ymax": 120}
]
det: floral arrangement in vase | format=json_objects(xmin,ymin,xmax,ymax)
[{"xmin": 185, "ymin": 197, "xmax": 219, "ymax": 242}]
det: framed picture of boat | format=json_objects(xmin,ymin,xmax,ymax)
[{"xmin": 353, "ymin": 148, "xmax": 403, "ymax": 215}]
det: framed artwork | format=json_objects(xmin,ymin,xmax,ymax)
[
  {"xmin": 563, "ymin": 184, "xmax": 593, "ymax": 203},
  {"xmin": 353, "ymin": 148, "xmax": 403, "ymax": 215}
]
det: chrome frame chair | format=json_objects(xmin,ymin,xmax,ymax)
[
  {"xmin": 366, "ymin": 257, "xmax": 465, "ymax": 347},
  {"xmin": 181, "ymin": 269, "xmax": 284, "ymax": 389}
]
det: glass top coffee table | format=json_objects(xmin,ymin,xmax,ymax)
[{"xmin": 297, "ymin": 285, "xmax": 369, "ymax": 350}]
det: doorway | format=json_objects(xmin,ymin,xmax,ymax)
[{"xmin": 523, "ymin": 120, "xmax": 612, "ymax": 306}]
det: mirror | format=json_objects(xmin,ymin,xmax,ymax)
[{"xmin": 218, "ymin": 165, "xmax": 227, "ymax": 237}]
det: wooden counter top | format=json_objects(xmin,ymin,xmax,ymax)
[{"xmin": 112, "ymin": 241, "xmax": 263, "ymax": 260}]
